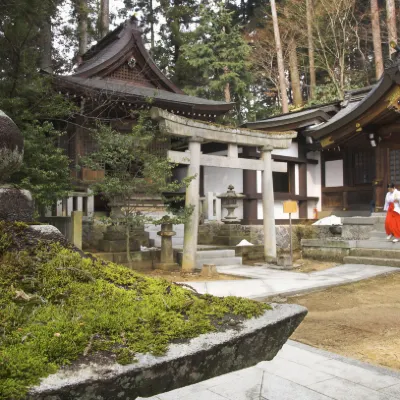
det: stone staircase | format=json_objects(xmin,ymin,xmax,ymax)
[
  {"xmin": 177, "ymin": 249, "xmax": 243, "ymax": 270},
  {"xmin": 343, "ymin": 213, "xmax": 400, "ymax": 267}
]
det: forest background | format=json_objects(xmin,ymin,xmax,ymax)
[{"xmin": 0, "ymin": 0, "xmax": 398, "ymax": 205}]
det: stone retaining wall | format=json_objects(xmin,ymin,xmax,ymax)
[{"xmin": 198, "ymin": 223, "xmax": 336, "ymax": 253}]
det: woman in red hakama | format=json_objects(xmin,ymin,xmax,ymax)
[{"xmin": 384, "ymin": 183, "xmax": 400, "ymax": 243}]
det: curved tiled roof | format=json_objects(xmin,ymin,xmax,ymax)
[{"xmin": 57, "ymin": 76, "xmax": 233, "ymax": 111}]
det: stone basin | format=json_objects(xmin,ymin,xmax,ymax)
[{"xmin": 27, "ymin": 304, "xmax": 307, "ymax": 400}]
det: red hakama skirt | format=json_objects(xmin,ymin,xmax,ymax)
[{"xmin": 385, "ymin": 203, "xmax": 400, "ymax": 238}]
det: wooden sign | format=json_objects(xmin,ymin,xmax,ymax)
[{"xmin": 283, "ymin": 200, "xmax": 298, "ymax": 214}]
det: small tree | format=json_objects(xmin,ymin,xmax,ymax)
[
  {"xmin": 11, "ymin": 121, "xmax": 71, "ymax": 214},
  {"xmin": 82, "ymin": 110, "xmax": 193, "ymax": 265}
]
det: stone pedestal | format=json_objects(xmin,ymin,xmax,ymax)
[
  {"xmin": 99, "ymin": 224, "xmax": 150, "ymax": 253},
  {"xmin": 214, "ymin": 224, "xmax": 251, "ymax": 246},
  {"xmin": 201, "ymin": 264, "xmax": 218, "ymax": 277},
  {"xmin": 156, "ymin": 222, "xmax": 179, "ymax": 271}
]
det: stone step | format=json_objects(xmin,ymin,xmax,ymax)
[
  {"xmin": 356, "ymin": 239, "xmax": 400, "ymax": 250},
  {"xmin": 195, "ymin": 257, "xmax": 242, "ymax": 269},
  {"xmin": 350, "ymin": 247, "xmax": 400, "ymax": 259},
  {"xmin": 196, "ymin": 249, "xmax": 236, "ymax": 259},
  {"xmin": 343, "ymin": 256, "xmax": 400, "ymax": 268},
  {"xmin": 374, "ymin": 223, "xmax": 385, "ymax": 231},
  {"xmin": 369, "ymin": 231, "xmax": 387, "ymax": 239}
]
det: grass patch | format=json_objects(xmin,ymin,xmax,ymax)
[{"xmin": 0, "ymin": 222, "xmax": 270, "ymax": 399}]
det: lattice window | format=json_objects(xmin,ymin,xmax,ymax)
[
  {"xmin": 353, "ymin": 150, "xmax": 375, "ymax": 184},
  {"xmin": 83, "ymin": 133, "xmax": 105, "ymax": 169},
  {"xmin": 390, "ymin": 150, "xmax": 400, "ymax": 184},
  {"xmin": 107, "ymin": 63, "xmax": 154, "ymax": 87}
]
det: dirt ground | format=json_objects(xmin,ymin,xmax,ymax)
[
  {"xmin": 287, "ymin": 271, "xmax": 400, "ymax": 370},
  {"xmin": 292, "ymin": 257, "xmax": 338, "ymax": 273},
  {"xmin": 146, "ymin": 269, "xmax": 245, "ymax": 282}
]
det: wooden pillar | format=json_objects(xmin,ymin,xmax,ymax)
[
  {"xmin": 243, "ymin": 170, "xmax": 258, "ymax": 224},
  {"xmin": 242, "ymin": 147, "xmax": 258, "ymax": 225},
  {"xmin": 375, "ymin": 145, "xmax": 387, "ymax": 211},
  {"xmin": 298, "ymin": 138, "xmax": 308, "ymax": 218}
]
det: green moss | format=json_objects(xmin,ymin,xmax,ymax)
[{"xmin": 0, "ymin": 223, "xmax": 270, "ymax": 400}]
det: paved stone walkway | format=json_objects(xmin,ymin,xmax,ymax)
[
  {"xmin": 139, "ymin": 340, "xmax": 400, "ymax": 400},
  {"xmin": 183, "ymin": 264, "xmax": 399, "ymax": 300}
]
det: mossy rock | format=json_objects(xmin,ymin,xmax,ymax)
[
  {"xmin": 0, "ymin": 222, "xmax": 270, "ymax": 400},
  {"xmin": 0, "ymin": 110, "xmax": 24, "ymax": 183},
  {"xmin": 0, "ymin": 188, "xmax": 34, "ymax": 222}
]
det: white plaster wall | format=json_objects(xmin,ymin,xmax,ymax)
[
  {"xmin": 257, "ymin": 200, "xmax": 299, "ymax": 220},
  {"xmin": 307, "ymin": 151, "xmax": 322, "ymax": 216},
  {"xmin": 295, "ymin": 164, "xmax": 299, "ymax": 195},
  {"xmin": 272, "ymin": 142, "xmax": 298, "ymax": 157},
  {"xmin": 203, "ymin": 167, "xmax": 243, "ymax": 219},
  {"xmin": 325, "ymin": 159, "xmax": 344, "ymax": 187}
]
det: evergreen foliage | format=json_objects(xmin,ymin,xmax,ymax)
[{"xmin": 180, "ymin": 1, "xmax": 252, "ymax": 123}]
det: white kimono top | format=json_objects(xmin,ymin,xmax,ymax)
[{"xmin": 384, "ymin": 189, "xmax": 400, "ymax": 211}]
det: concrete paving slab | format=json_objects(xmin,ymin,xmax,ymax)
[
  {"xmin": 274, "ymin": 343, "xmax": 333, "ymax": 368},
  {"xmin": 308, "ymin": 378, "xmax": 399, "ymax": 400},
  {"xmin": 257, "ymin": 357, "xmax": 333, "ymax": 386},
  {"xmin": 138, "ymin": 341, "xmax": 400, "ymax": 400},
  {"xmin": 312, "ymin": 359, "xmax": 400, "ymax": 390},
  {"xmin": 207, "ymin": 367, "xmax": 264, "ymax": 400},
  {"xmin": 382, "ymin": 384, "xmax": 400, "ymax": 397},
  {"xmin": 182, "ymin": 264, "xmax": 399, "ymax": 299},
  {"xmin": 260, "ymin": 373, "xmax": 333, "ymax": 400}
]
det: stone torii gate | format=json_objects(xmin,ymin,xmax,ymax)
[{"xmin": 151, "ymin": 108, "xmax": 297, "ymax": 272}]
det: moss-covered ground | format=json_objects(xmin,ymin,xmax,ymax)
[{"xmin": 0, "ymin": 222, "xmax": 270, "ymax": 400}]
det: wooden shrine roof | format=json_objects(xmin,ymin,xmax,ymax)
[
  {"xmin": 304, "ymin": 65, "xmax": 400, "ymax": 148},
  {"xmin": 55, "ymin": 17, "xmax": 234, "ymax": 116}
]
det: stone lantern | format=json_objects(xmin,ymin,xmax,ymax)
[{"xmin": 217, "ymin": 185, "xmax": 245, "ymax": 224}]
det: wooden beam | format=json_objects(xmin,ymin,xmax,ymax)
[
  {"xmin": 244, "ymin": 192, "xmax": 319, "ymax": 201},
  {"xmin": 272, "ymin": 154, "xmax": 318, "ymax": 164}
]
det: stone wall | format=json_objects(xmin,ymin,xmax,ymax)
[
  {"xmin": 198, "ymin": 223, "xmax": 336, "ymax": 253},
  {"xmin": 82, "ymin": 219, "xmax": 108, "ymax": 250}
]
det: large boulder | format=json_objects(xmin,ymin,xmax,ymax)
[
  {"xmin": 0, "ymin": 188, "xmax": 34, "ymax": 222},
  {"xmin": 0, "ymin": 110, "xmax": 24, "ymax": 183}
]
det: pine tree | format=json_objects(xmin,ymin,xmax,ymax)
[
  {"xmin": 0, "ymin": 0, "xmax": 73, "ymax": 210},
  {"xmin": 180, "ymin": 1, "xmax": 252, "ymax": 123}
]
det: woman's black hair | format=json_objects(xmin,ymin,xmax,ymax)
[{"xmin": 390, "ymin": 183, "xmax": 396, "ymax": 189}]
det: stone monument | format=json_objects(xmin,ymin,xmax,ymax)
[{"xmin": 0, "ymin": 110, "xmax": 34, "ymax": 222}]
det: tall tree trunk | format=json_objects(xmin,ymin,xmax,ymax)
[
  {"xmin": 40, "ymin": 17, "xmax": 53, "ymax": 73},
  {"xmin": 270, "ymin": 0, "xmax": 289, "ymax": 113},
  {"xmin": 371, "ymin": 0, "xmax": 384, "ymax": 79},
  {"xmin": 288, "ymin": 39, "xmax": 302, "ymax": 107},
  {"xmin": 386, "ymin": 0, "xmax": 397, "ymax": 55},
  {"xmin": 306, "ymin": 0, "xmax": 316, "ymax": 100},
  {"xmin": 77, "ymin": 0, "xmax": 88, "ymax": 61},
  {"xmin": 150, "ymin": 0, "xmax": 155, "ymax": 50},
  {"xmin": 99, "ymin": 0, "xmax": 109, "ymax": 39}
]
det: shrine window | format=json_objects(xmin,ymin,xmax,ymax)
[
  {"xmin": 353, "ymin": 150, "xmax": 374, "ymax": 185},
  {"xmin": 273, "ymin": 172, "xmax": 289, "ymax": 193}
]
